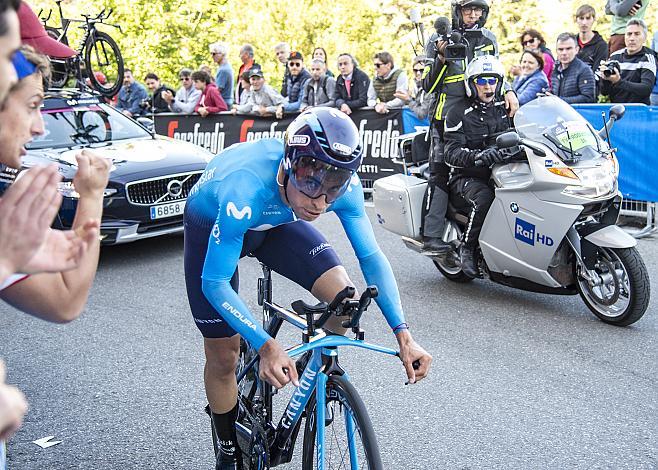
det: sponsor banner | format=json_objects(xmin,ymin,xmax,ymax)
[{"xmin": 153, "ymin": 109, "xmax": 404, "ymax": 184}]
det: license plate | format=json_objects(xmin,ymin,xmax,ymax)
[{"xmin": 150, "ymin": 200, "xmax": 186, "ymax": 220}]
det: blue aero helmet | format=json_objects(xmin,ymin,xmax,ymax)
[{"xmin": 283, "ymin": 107, "xmax": 363, "ymax": 203}]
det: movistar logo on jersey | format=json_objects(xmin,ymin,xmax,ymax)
[
  {"xmin": 515, "ymin": 218, "xmax": 554, "ymax": 247},
  {"xmin": 221, "ymin": 301, "xmax": 257, "ymax": 331},
  {"xmin": 288, "ymin": 135, "xmax": 310, "ymax": 146},
  {"xmin": 226, "ymin": 202, "xmax": 252, "ymax": 220}
]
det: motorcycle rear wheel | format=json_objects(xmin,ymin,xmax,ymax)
[{"xmin": 576, "ymin": 247, "xmax": 649, "ymax": 326}]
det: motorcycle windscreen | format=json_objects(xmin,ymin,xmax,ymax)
[{"xmin": 514, "ymin": 96, "xmax": 610, "ymax": 167}]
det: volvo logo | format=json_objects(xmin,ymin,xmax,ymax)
[{"xmin": 167, "ymin": 179, "xmax": 183, "ymax": 198}]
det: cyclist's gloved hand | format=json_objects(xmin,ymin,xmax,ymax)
[
  {"xmin": 475, "ymin": 147, "xmax": 504, "ymax": 167},
  {"xmin": 258, "ymin": 339, "xmax": 299, "ymax": 389},
  {"xmin": 395, "ymin": 330, "xmax": 433, "ymax": 384}
]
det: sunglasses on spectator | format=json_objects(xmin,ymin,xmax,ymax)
[
  {"xmin": 474, "ymin": 77, "xmax": 498, "ymax": 86},
  {"xmin": 289, "ymin": 62, "xmax": 302, "ymax": 68},
  {"xmin": 374, "ymin": 62, "xmax": 387, "ymax": 68},
  {"xmin": 522, "ymin": 38, "xmax": 537, "ymax": 46},
  {"xmin": 413, "ymin": 68, "xmax": 424, "ymax": 73}
]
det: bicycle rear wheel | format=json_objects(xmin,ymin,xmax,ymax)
[
  {"xmin": 84, "ymin": 30, "xmax": 123, "ymax": 97},
  {"xmin": 301, "ymin": 374, "xmax": 383, "ymax": 470},
  {"xmin": 45, "ymin": 27, "xmax": 69, "ymax": 88}
]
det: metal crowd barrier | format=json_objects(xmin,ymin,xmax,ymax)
[{"xmin": 620, "ymin": 199, "xmax": 657, "ymax": 238}]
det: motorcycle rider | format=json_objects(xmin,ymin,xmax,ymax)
[
  {"xmin": 443, "ymin": 55, "xmax": 512, "ymax": 278},
  {"xmin": 421, "ymin": 0, "xmax": 518, "ymax": 255}
]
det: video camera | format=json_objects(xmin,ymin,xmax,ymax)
[{"xmin": 431, "ymin": 16, "xmax": 482, "ymax": 62}]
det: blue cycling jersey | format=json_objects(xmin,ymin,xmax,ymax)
[{"xmin": 185, "ymin": 138, "xmax": 405, "ymax": 351}]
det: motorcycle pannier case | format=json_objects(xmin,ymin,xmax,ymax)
[{"xmin": 373, "ymin": 174, "xmax": 427, "ymax": 239}]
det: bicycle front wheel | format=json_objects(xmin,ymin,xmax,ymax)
[
  {"xmin": 84, "ymin": 31, "xmax": 123, "ymax": 97},
  {"xmin": 301, "ymin": 374, "xmax": 383, "ymax": 470}
]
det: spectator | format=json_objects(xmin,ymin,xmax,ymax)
[
  {"xmin": 234, "ymin": 70, "xmax": 252, "ymax": 106},
  {"xmin": 512, "ymin": 29, "xmax": 556, "ymax": 87},
  {"xmin": 512, "ymin": 50, "xmax": 549, "ymax": 105},
  {"xmin": 161, "ymin": 68, "xmax": 202, "ymax": 114},
  {"xmin": 651, "ymin": 31, "xmax": 658, "ymax": 106},
  {"xmin": 143, "ymin": 72, "xmax": 175, "ymax": 114},
  {"xmin": 599, "ymin": 19, "xmax": 656, "ymax": 105},
  {"xmin": 367, "ymin": 51, "xmax": 408, "ymax": 114},
  {"xmin": 232, "ymin": 67, "xmax": 284, "ymax": 116},
  {"xmin": 575, "ymin": 4, "xmax": 609, "ymax": 78},
  {"xmin": 192, "ymin": 70, "xmax": 227, "ymax": 117},
  {"xmin": 209, "ymin": 42, "xmax": 234, "ymax": 107},
  {"xmin": 550, "ymin": 33, "xmax": 596, "ymax": 103},
  {"xmin": 199, "ymin": 64, "xmax": 215, "ymax": 83},
  {"xmin": 274, "ymin": 41, "xmax": 290, "ymax": 96},
  {"xmin": 276, "ymin": 51, "xmax": 311, "ymax": 118},
  {"xmin": 0, "ymin": 46, "xmax": 109, "ymax": 321},
  {"xmin": 236, "ymin": 44, "xmax": 259, "ymax": 102},
  {"xmin": 607, "ymin": 0, "xmax": 652, "ymax": 55},
  {"xmin": 333, "ymin": 53, "xmax": 370, "ymax": 115},
  {"xmin": 312, "ymin": 47, "xmax": 334, "ymax": 77},
  {"xmin": 300, "ymin": 58, "xmax": 336, "ymax": 111},
  {"xmin": 116, "ymin": 68, "xmax": 148, "ymax": 117},
  {"xmin": 393, "ymin": 56, "xmax": 434, "ymax": 120}
]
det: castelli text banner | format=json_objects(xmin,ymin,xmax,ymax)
[{"xmin": 153, "ymin": 109, "xmax": 406, "ymax": 185}]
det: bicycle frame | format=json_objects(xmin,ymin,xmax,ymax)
[{"xmin": 236, "ymin": 265, "xmax": 399, "ymax": 469}]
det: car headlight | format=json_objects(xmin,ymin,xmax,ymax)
[
  {"xmin": 57, "ymin": 181, "xmax": 118, "ymax": 198},
  {"xmin": 562, "ymin": 164, "xmax": 616, "ymax": 199}
]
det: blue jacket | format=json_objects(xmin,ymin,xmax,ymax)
[
  {"xmin": 551, "ymin": 57, "xmax": 596, "ymax": 104},
  {"xmin": 513, "ymin": 69, "xmax": 549, "ymax": 105},
  {"xmin": 116, "ymin": 82, "xmax": 148, "ymax": 115}
]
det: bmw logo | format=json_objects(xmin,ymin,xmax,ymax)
[
  {"xmin": 510, "ymin": 203, "xmax": 519, "ymax": 213},
  {"xmin": 167, "ymin": 179, "xmax": 183, "ymax": 198}
]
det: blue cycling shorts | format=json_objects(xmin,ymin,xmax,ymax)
[{"xmin": 184, "ymin": 220, "xmax": 342, "ymax": 339}]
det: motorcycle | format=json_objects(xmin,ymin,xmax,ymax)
[{"xmin": 373, "ymin": 96, "xmax": 650, "ymax": 326}]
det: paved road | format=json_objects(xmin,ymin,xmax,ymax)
[{"xmin": 1, "ymin": 209, "xmax": 656, "ymax": 469}]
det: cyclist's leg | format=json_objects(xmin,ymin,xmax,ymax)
[
  {"xmin": 252, "ymin": 220, "xmax": 356, "ymax": 333},
  {"xmin": 184, "ymin": 221, "xmax": 266, "ymax": 468}
]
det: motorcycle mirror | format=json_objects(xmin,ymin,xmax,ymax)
[
  {"xmin": 496, "ymin": 132, "xmax": 520, "ymax": 149},
  {"xmin": 609, "ymin": 105, "xmax": 625, "ymax": 121}
]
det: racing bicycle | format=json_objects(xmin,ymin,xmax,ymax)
[
  {"xmin": 39, "ymin": 0, "xmax": 124, "ymax": 97},
  {"xmin": 212, "ymin": 263, "xmax": 414, "ymax": 469}
]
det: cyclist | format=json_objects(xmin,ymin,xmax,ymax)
[{"xmin": 184, "ymin": 107, "xmax": 433, "ymax": 470}]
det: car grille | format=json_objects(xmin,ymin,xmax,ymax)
[{"xmin": 126, "ymin": 171, "xmax": 203, "ymax": 206}]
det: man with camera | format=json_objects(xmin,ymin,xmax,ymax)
[
  {"xmin": 420, "ymin": 0, "xmax": 518, "ymax": 255},
  {"xmin": 599, "ymin": 19, "xmax": 656, "ymax": 105}
]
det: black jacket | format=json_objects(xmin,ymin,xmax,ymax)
[
  {"xmin": 600, "ymin": 47, "xmax": 657, "ymax": 105},
  {"xmin": 334, "ymin": 67, "xmax": 370, "ymax": 110},
  {"xmin": 443, "ymin": 98, "xmax": 512, "ymax": 179},
  {"xmin": 577, "ymin": 31, "xmax": 609, "ymax": 73},
  {"xmin": 551, "ymin": 57, "xmax": 596, "ymax": 104},
  {"xmin": 147, "ymin": 84, "xmax": 176, "ymax": 114}
]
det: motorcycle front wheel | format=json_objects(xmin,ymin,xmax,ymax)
[{"xmin": 576, "ymin": 247, "xmax": 650, "ymax": 326}]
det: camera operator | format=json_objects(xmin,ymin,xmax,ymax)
[
  {"xmin": 420, "ymin": 0, "xmax": 518, "ymax": 255},
  {"xmin": 598, "ymin": 19, "xmax": 656, "ymax": 105}
]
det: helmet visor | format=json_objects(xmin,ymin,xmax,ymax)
[{"xmin": 290, "ymin": 155, "xmax": 354, "ymax": 203}]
